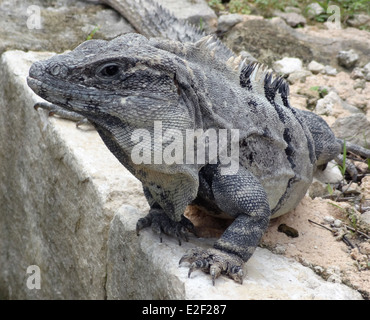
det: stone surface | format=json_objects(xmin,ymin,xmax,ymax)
[
  {"xmin": 0, "ymin": 50, "xmax": 147, "ymax": 299},
  {"xmin": 363, "ymin": 62, "xmax": 370, "ymax": 75},
  {"xmin": 347, "ymin": 14, "xmax": 370, "ymax": 28},
  {"xmin": 223, "ymin": 16, "xmax": 370, "ymax": 68},
  {"xmin": 107, "ymin": 205, "xmax": 362, "ymax": 300},
  {"xmin": 350, "ymin": 67, "xmax": 365, "ymax": 80},
  {"xmin": 305, "ymin": 3, "xmax": 325, "ymax": 18},
  {"xmin": 0, "ymin": 0, "xmax": 217, "ymax": 56},
  {"xmin": 323, "ymin": 65, "xmax": 338, "ymax": 76},
  {"xmin": 315, "ymin": 91, "xmax": 338, "ymax": 116},
  {"xmin": 217, "ymin": 14, "xmax": 244, "ymax": 33},
  {"xmin": 315, "ymin": 160, "xmax": 343, "ymax": 184},
  {"xmin": 331, "ymin": 113, "xmax": 370, "ymax": 148},
  {"xmin": 310, "ymin": 161, "xmax": 343, "ymax": 199},
  {"xmin": 315, "ymin": 90, "xmax": 361, "ymax": 117},
  {"xmin": 273, "ymin": 57, "xmax": 303, "ymax": 75},
  {"xmin": 287, "ymin": 70, "xmax": 312, "ymax": 84},
  {"xmin": 155, "ymin": 0, "xmax": 217, "ymax": 33},
  {"xmin": 239, "ymin": 50, "xmax": 258, "ymax": 63},
  {"xmin": 273, "ymin": 11, "xmax": 306, "ymax": 28},
  {"xmin": 0, "ymin": 0, "xmax": 134, "ymax": 55},
  {"xmin": 362, "ymin": 211, "xmax": 370, "ymax": 225},
  {"xmin": 337, "ymin": 49, "xmax": 359, "ymax": 69},
  {"xmin": 307, "ymin": 60, "xmax": 325, "ymax": 74},
  {"xmin": 0, "ymin": 50, "xmax": 363, "ymax": 300},
  {"xmin": 360, "ymin": 62, "xmax": 370, "ymax": 81},
  {"xmin": 284, "ymin": 6, "xmax": 302, "ymax": 14}
]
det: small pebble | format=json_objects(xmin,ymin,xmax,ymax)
[
  {"xmin": 333, "ymin": 219, "xmax": 342, "ymax": 228},
  {"xmin": 324, "ymin": 216, "xmax": 335, "ymax": 224},
  {"xmin": 314, "ymin": 266, "xmax": 324, "ymax": 274}
]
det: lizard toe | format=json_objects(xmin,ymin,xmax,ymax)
[
  {"xmin": 179, "ymin": 248, "xmax": 244, "ymax": 285},
  {"xmin": 136, "ymin": 209, "xmax": 195, "ymax": 245}
]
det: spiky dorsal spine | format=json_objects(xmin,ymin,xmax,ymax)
[
  {"xmin": 240, "ymin": 62, "xmax": 290, "ymax": 108},
  {"xmin": 195, "ymin": 35, "xmax": 235, "ymax": 63}
]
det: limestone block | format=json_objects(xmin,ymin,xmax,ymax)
[
  {"xmin": 273, "ymin": 57, "xmax": 303, "ymax": 75},
  {"xmin": 107, "ymin": 205, "xmax": 363, "ymax": 300},
  {"xmin": 0, "ymin": 50, "xmax": 147, "ymax": 299}
]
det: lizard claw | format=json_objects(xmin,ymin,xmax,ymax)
[
  {"xmin": 34, "ymin": 102, "xmax": 88, "ymax": 125},
  {"xmin": 136, "ymin": 209, "xmax": 196, "ymax": 245},
  {"xmin": 179, "ymin": 248, "xmax": 244, "ymax": 285}
]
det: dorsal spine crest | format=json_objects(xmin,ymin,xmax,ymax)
[{"xmin": 240, "ymin": 62, "xmax": 290, "ymax": 107}]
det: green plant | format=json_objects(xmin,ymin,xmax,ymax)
[
  {"xmin": 328, "ymin": 201, "xmax": 345, "ymax": 211},
  {"xmin": 312, "ymin": 0, "xmax": 331, "ymax": 22},
  {"xmin": 309, "ymin": 86, "xmax": 328, "ymax": 98},
  {"xmin": 335, "ymin": 0, "xmax": 370, "ymax": 16},
  {"xmin": 364, "ymin": 133, "xmax": 370, "ymax": 171},
  {"xmin": 308, "ymin": 0, "xmax": 370, "ymax": 23},
  {"xmin": 208, "ymin": 0, "xmax": 225, "ymax": 12},
  {"xmin": 349, "ymin": 211, "xmax": 358, "ymax": 229},
  {"xmin": 359, "ymin": 25, "xmax": 370, "ymax": 32},
  {"xmin": 199, "ymin": 17, "xmax": 204, "ymax": 31},
  {"xmin": 228, "ymin": 0, "xmax": 251, "ymax": 14},
  {"xmin": 254, "ymin": 0, "xmax": 295, "ymax": 12},
  {"xmin": 86, "ymin": 25, "xmax": 100, "ymax": 41},
  {"xmin": 338, "ymin": 138, "xmax": 347, "ymax": 177},
  {"xmin": 326, "ymin": 183, "xmax": 334, "ymax": 195}
]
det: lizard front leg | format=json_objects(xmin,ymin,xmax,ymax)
[
  {"xmin": 136, "ymin": 187, "xmax": 196, "ymax": 245},
  {"xmin": 136, "ymin": 205, "xmax": 195, "ymax": 245},
  {"xmin": 34, "ymin": 102, "xmax": 89, "ymax": 126},
  {"xmin": 180, "ymin": 165, "xmax": 271, "ymax": 285}
]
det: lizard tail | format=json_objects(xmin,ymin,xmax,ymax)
[
  {"xmin": 101, "ymin": 0, "xmax": 206, "ymax": 43},
  {"xmin": 337, "ymin": 138, "xmax": 370, "ymax": 159}
]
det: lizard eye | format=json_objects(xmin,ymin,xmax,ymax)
[{"xmin": 97, "ymin": 63, "xmax": 120, "ymax": 79}]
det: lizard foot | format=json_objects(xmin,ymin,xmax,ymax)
[
  {"xmin": 179, "ymin": 248, "xmax": 244, "ymax": 285},
  {"xmin": 34, "ymin": 102, "xmax": 89, "ymax": 126},
  {"xmin": 136, "ymin": 208, "xmax": 196, "ymax": 245}
]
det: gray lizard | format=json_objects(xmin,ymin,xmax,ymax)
[{"xmin": 27, "ymin": 0, "xmax": 370, "ymax": 285}]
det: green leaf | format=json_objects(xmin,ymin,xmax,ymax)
[
  {"xmin": 86, "ymin": 26, "xmax": 100, "ymax": 41},
  {"xmin": 327, "ymin": 183, "xmax": 334, "ymax": 195},
  {"xmin": 341, "ymin": 138, "xmax": 347, "ymax": 176}
]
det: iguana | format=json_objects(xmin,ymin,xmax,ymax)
[{"xmin": 27, "ymin": 0, "xmax": 370, "ymax": 285}]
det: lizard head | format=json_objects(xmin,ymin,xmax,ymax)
[
  {"xmin": 27, "ymin": 33, "xmax": 191, "ymax": 128},
  {"xmin": 28, "ymin": 33, "xmax": 203, "ymax": 220}
]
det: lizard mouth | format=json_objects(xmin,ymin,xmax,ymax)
[
  {"xmin": 27, "ymin": 60, "xmax": 177, "ymax": 119},
  {"xmin": 27, "ymin": 75, "xmax": 74, "ymax": 108},
  {"xmin": 27, "ymin": 60, "xmax": 75, "ymax": 107},
  {"xmin": 27, "ymin": 76, "xmax": 46, "ymax": 96},
  {"xmin": 27, "ymin": 61, "xmax": 99, "ymax": 110},
  {"xmin": 27, "ymin": 69, "xmax": 108, "ymax": 114}
]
